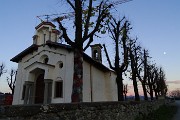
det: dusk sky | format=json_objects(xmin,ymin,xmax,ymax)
[{"xmin": 0, "ymin": 0, "xmax": 180, "ymax": 94}]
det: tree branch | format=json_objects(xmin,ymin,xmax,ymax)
[
  {"xmin": 108, "ymin": 21, "xmax": 116, "ymax": 40},
  {"xmin": 103, "ymin": 44, "xmax": 115, "ymax": 70},
  {"xmin": 55, "ymin": 18, "xmax": 75, "ymax": 46},
  {"xmin": 83, "ymin": 36, "xmax": 93, "ymax": 51},
  {"xmin": 67, "ymin": 0, "xmax": 75, "ymax": 10},
  {"xmin": 83, "ymin": 2, "xmax": 113, "ymax": 42},
  {"xmin": 83, "ymin": 0, "xmax": 93, "ymax": 37},
  {"xmin": 0, "ymin": 63, "xmax": 6, "ymax": 77}
]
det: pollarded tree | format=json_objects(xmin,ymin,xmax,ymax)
[
  {"xmin": 7, "ymin": 69, "xmax": 17, "ymax": 95},
  {"xmin": 54, "ymin": 0, "xmax": 131, "ymax": 102},
  {"xmin": 154, "ymin": 67, "xmax": 167, "ymax": 97},
  {"xmin": 152, "ymin": 67, "xmax": 160, "ymax": 100},
  {"xmin": 146, "ymin": 64, "xmax": 159, "ymax": 100},
  {"xmin": 103, "ymin": 17, "xmax": 131, "ymax": 101},
  {"xmin": 0, "ymin": 63, "xmax": 6, "ymax": 77},
  {"xmin": 136, "ymin": 49, "xmax": 149, "ymax": 101},
  {"xmin": 128, "ymin": 39, "xmax": 141, "ymax": 101}
]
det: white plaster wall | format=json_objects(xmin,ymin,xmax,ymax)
[
  {"xmin": 13, "ymin": 45, "xmax": 74, "ymax": 104},
  {"xmin": 12, "ymin": 61, "xmax": 24, "ymax": 105},
  {"xmin": 90, "ymin": 66, "xmax": 106, "ymax": 101},
  {"xmin": 13, "ymin": 44, "xmax": 117, "ymax": 105},
  {"xmin": 105, "ymin": 72, "xmax": 118, "ymax": 101},
  {"xmin": 83, "ymin": 61, "xmax": 91, "ymax": 102}
]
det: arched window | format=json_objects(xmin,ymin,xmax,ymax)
[
  {"xmin": 94, "ymin": 50, "xmax": 98, "ymax": 60},
  {"xmin": 54, "ymin": 77, "xmax": 63, "ymax": 98},
  {"xmin": 43, "ymin": 57, "xmax": 49, "ymax": 64},
  {"xmin": 40, "ymin": 55, "xmax": 49, "ymax": 64}
]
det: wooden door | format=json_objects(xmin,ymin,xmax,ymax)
[{"xmin": 35, "ymin": 74, "xmax": 45, "ymax": 104}]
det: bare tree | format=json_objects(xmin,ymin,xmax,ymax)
[
  {"xmin": 123, "ymin": 84, "xmax": 128, "ymax": 100},
  {"xmin": 0, "ymin": 63, "xmax": 6, "ymax": 77},
  {"xmin": 154, "ymin": 67, "xmax": 167, "ymax": 97},
  {"xmin": 54, "ymin": 0, "xmax": 132, "ymax": 102},
  {"xmin": 54, "ymin": 0, "xmax": 114, "ymax": 102},
  {"xmin": 103, "ymin": 17, "xmax": 130, "ymax": 101},
  {"xmin": 128, "ymin": 39, "xmax": 141, "ymax": 101},
  {"xmin": 7, "ymin": 69, "xmax": 17, "ymax": 95},
  {"xmin": 137, "ymin": 49, "xmax": 149, "ymax": 101},
  {"xmin": 146, "ymin": 64, "xmax": 159, "ymax": 100},
  {"xmin": 158, "ymin": 67, "xmax": 167, "ymax": 96}
]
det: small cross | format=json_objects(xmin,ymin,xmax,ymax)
[{"xmin": 45, "ymin": 15, "xmax": 50, "ymax": 22}]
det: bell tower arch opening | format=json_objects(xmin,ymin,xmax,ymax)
[{"xmin": 90, "ymin": 44, "xmax": 103, "ymax": 63}]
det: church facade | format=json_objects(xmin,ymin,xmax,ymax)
[{"xmin": 11, "ymin": 22, "xmax": 117, "ymax": 105}]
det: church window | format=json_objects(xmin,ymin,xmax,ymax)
[
  {"xmin": 33, "ymin": 39, "xmax": 37, "ymax": 44},
  {"xmin": 33, "ymin": 35, "xmax": 38, "ymax": 44},
  {"xmin": 40, "ymin": 55, "xmax": 49, "ymax": 64},
  {"xmin": 43, "ymin": 58, "xmax": 49, "ymax": 64},
  {"xmin": 59, "ymin": 61, "xmax": 63, "ymax": 68},
  {"xmin": 54, "ymin": 81, "xmax": 63, "ymax": 98},
  {"xmin": 21, "ymin": 85, "xmax": 26, "ymax": 100},
  {"xmin": 49, "ymin": 31, "xmax": 51, "ymax": 41}
]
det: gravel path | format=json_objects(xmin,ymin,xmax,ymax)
[{"xmin": 172, "ymin": 100, "xmax": 180, "ymax": 120}]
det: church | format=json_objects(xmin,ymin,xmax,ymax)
[{"xmin": 11, "ymin": 21, "xmax": 118, "ymax": 105}]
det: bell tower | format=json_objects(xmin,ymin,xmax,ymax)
[
  {"xmin": 90, "ymin": 44, "xmax": 103, "ymax": 63},
  {"xmin": 33, "ymin": 22, "xmax": 60, "ymax": 45}
]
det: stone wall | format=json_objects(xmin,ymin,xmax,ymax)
[{"xmin": 0, "ymin": 100, "xmax": 166, "ymax": 120}]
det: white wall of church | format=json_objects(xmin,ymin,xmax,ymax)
[
  {"xmin": 12, "ymin": 45, "xmax": 74, "ymax": 104},
  {"xmin": 83, "ymin": 61, "xmax": 118, "ymax": 102},
  {"xmin": 13, "ymin": 62, "xmax": 24, "ymax": 104},
  {"xmin": 83, "ymin": 61, "xmax": 91, "ymax": 102},
  {"xmin": 13, "ymin": 45, "xmax": 117, "ymax": 105}
]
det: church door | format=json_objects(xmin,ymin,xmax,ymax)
[{"xmin": 35, "ymin": 73, "xmax": 45, "ymax": 104}]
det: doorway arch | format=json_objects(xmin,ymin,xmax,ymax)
[{"xmin": 35, "ymin": 73, "xmax": 45, "ymax": 104}]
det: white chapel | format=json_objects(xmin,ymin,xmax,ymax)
[{"xmin": 11, "ymin": 21, "xmax": 118, "ymax": 105}]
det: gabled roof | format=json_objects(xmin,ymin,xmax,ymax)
[
  {"xmin": 10, "ymin": 44, "xmax": 38, "ymax": 62},
  {"xmin": 11, "ymin": 41, "xmax": 111, "ymax": 72},
  {"xmin": 35, "ymin": 22, "xmax": 56, "ymax": 30}
]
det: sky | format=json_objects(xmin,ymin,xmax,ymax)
[{"xmin": 0, "ymin": 0, "xmax": 180, "ymax": 94}]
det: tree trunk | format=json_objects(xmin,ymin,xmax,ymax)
[
  {"xmin": 116, "ymin": 73, "xmax": 124, "ymax": 101},
  {"xmin": 142, "ymin": 82, "xmax": 148, "ymax": 100},
  {"xmin": 132, "ymin": 74, "xmax": 140, "ymax": 101},
  {"xmin": 153, "ymin": 85, "xmax": 158, "ymax": 100},
  {"xmin": 12, "ymin": 88, "xmax": 14, "ymax": 95},
  {"xmin": 149, "ymin": 85, "xmax": 154, "ymax": 100},
  {"xmin": 71, "ymin": 48, "xmax": 83, "ymax": 102},
  {"xmin": 124, "ymin": 94, "xmax": 127, "ymax": 101}
]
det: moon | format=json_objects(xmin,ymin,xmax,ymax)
[{"xmin": 163, "ymin": 52, "xmax": 166, "ymax": 55}]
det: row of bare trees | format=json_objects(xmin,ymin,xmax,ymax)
[
  {"xmin": 54, "ymin": 0, "xmax": 166, "ymax": 102},
  {"xmin": 103, "ymin": 16, "xmax": 167, "ymax": 101},
  {"xmin": 0, "ymin": 63, "xmax": 16, "ymax": 95}
]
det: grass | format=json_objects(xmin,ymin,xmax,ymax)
[{"xmin": 135, "ymin": 104, "xmax": 178, "ymax": 120}]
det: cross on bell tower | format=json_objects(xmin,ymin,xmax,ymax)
[{"xmin": 45, "ymin": 15, "xmax": 50, "ymax": 22}]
